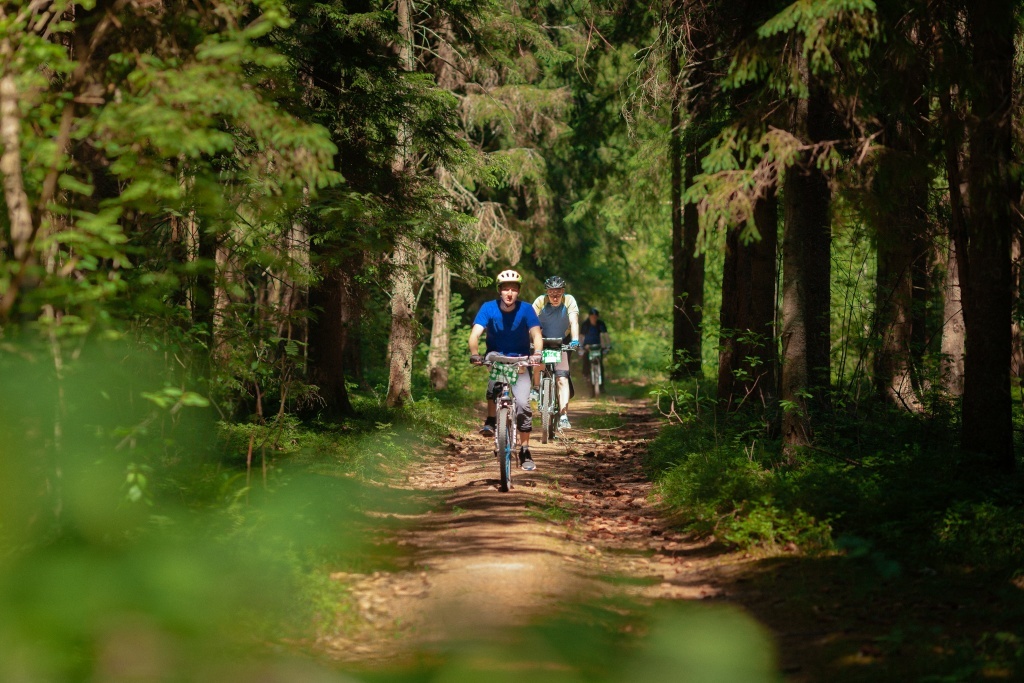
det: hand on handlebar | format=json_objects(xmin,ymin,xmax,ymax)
[
  {"xmin": 568, "ymin": 340, "xmax": 579, "ymax": 350},
  {"xmin": 529, "ymin": 353, "xmax": 542, "ymax": 364},
  {"xmin": 470, "ymin": 353, "xmax": 484, "ymax": 365}
]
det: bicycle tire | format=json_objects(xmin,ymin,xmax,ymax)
[
  {"xmin": 540, "ymin": 375, "xmax": 552, "ymax": 444},
  {"xmin": 591, "ymin": 361, "xmax": 601, "ymax": 397},
  {"xmin": 496, "ymin": 403, "xmax": 513, "ymax": 491},
  {"xmin": 547, "ymin": 375, "xmax": 559, "ymax": 440}
]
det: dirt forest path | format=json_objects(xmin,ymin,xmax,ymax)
[
  {"xmin": 312, "ymin": 392, "xmax": 1024, "ymax": 682},
  {"xmin": 319, "ymin": 394, "xmax": 731, "ymax": 667}
]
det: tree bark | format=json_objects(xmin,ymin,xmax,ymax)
[
  {"xmin": 940, "ymin": 235, "xmax": 965, "ymax": 394},
  {"xmin": 781, "ymin": 67, "xmax": 832, "ymax": 457},
  {"xmin": 0, "ymin": 69, "xmax": 34, "ymax": 263},
  {"xmin": 385, "ymin": 0, "xmax": 417, "ymax": 408},
  {"xmin": 871, "ymin": 106, "xmax": 930, "ymax": 411},
  {"xmin": 308, "ymin": 267, "xmax": 355, "ymax": 419},
  {"xmin": 670, "ymin": 49, "xmax": 705, "ymax": 379},
  {"xmin": 1011, "ymin": 232, "xmax": 1023, "ymax": 379},
  {"xmin": 717, "ymin": 188, "xmax": 778, "ymax": 409},
  {"xmin": 427, "ymin": 254, "xmax": 451, "ymax": 390},
  {"xmin": 960, "ymin": 0, "xmax": 1016, "ymax": 471},
  {"xmin": 193, "ymin": 224, "xmax": 218, "ymax": 348},
  {"xmin": 874, "ymin": 223, "xmax": 925, "ymax": 411}
]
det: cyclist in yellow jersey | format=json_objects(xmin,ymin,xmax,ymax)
[{"xmin": 531, "ymin": 275, "xmax": 580, "ymax": 430}]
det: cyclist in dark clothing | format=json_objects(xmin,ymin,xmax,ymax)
[{"xmin": 579, "ymin": 308, "xmax": 610, "ymax": 393}]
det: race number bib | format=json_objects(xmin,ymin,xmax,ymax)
[{"xmin": 541, "ymin": 349, "xmax": 562, "ymax": 364}]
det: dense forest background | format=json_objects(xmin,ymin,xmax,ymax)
[{"xmin": 3, "ymin": 0, "xmax": 1024, "ymax": 679}]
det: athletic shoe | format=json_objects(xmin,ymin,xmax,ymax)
[
  {"xmin": 479, "ymin": 422, "xmax": 495, "ymax": 437},
  {"xmin": 519, "ymin": 448, "xmax": 536, "ymax": 471},
  {"xmin": 558, "ymin": 415, "xmax": 571, "ymax": 430},
  {"xmin": 530, "ymin": 389, "xmax": 539, "ymax": 404}
]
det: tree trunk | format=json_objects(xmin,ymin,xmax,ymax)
[
  {"xmin": 427, "ymin": 254, "xmax": 451, "ymax": 391},
  {"xmin": 385, "ymin": 0, "xmax": 417, "ymax": 408},
  {"xmin": 1011, "ymin": 232, "xmax": 1023, "ymax": 379},
  {"xmin": 308, "ymin": 267, "xmax": 355, "ymax": 419},
  {"xmin": 940, "ymin": 235, "xmax": 965, "ymax": 394},
  {"xmin": 781, "ymin": 68, "xmax": 832, "ymax": 457},
  {"xmin": 960, "ymin": 0, "xmax": 1016, "ymax": 471},
  {"xmin": 0, "ymin": 71, "xmax": 34, "ymax": 264},
  {"xmin": 717, "ymin": 188, "xmax": 778, "ymax": 409},
  {"xmin": 193, "ymin": 224, "xmax": 218, "ymax": 348},
  {"xmin": 669, "ymin": 39, "xmax": 705, "ymax": 377},
  {"xmin": 874, "ymin": 225, "xmax": 925, "ymax": 411}
]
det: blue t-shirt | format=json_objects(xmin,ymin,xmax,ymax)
[{"xmin": 473, "ymin": 300, "xmax": 540, "ymax": 356}]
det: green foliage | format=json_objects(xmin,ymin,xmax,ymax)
[
  {"xmin": 648, "ymin": 381, "xmax": 1024, "ymax": 577},
  {"xmin": 648, "ymin": 419, "xmax": 833, "ymax": 552},
  {"xmin": 0, "ymin": 330, "xmax": 484, "ymax": 678}
]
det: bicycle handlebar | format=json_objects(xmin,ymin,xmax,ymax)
[
  {"xmin": 541, "ymin": 337, "xmax": 576, "ymax": 351},
  {"xmin": 476, "ymin": 352, "xmax": 539, "ymax": 366}
]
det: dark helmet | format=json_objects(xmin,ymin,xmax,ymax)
[
  {"xmin": 544, "ymin": 275, "xmax": 566, "ymax": 289},
  {"xmin": 589, "ymin": 307, "xmax": 599, "ymax": 315}
]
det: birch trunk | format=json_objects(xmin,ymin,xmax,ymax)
[
  {"xmin": 427, "ymin": 254, "xmax": 451, "ymax": 390},
  {"xmin": 385, "ymin": 0, "xmax": 416, "ymax": 407}
]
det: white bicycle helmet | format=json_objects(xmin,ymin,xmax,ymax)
[{"xmin": 495, "ymin": 269, "xmax": 523, "ymax": 289}]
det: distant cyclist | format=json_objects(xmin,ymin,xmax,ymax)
[
  {"xmin": 531, "ymin": 275, "xmax": 579, "ymax": 430},
  {"xmin": 579, "ymin": 307, "xmax": 610, "ymax": 392},
  {"xmin": 469, "ymin": 269, "xmax": 543, "ymax": 471}
]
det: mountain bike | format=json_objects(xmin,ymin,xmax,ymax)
[
  {"xmin": 538, "ymin": 337, "xmax": 574, "ymax": 444},
  {"xmin": 584, "ymin": 344, "xmax": 604, "ymax": 397},
  {"xmin": 477, "ymin": 353, "xmax": 536, "ymax": 492}
]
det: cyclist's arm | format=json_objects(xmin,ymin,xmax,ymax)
[
  {"xmin": 566, "ymin": 295, "xmax": 580, "ymax": 342},
  {"xmin": 468, "ymin": 324, "xmax": 486, "ymax": 356},
  {"xmin": 529, "ymin": 325, "xmax": 543, "ymax": 355}
]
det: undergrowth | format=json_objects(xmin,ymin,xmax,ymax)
[{"xmin": 646, "ymin": 381, "xmax": 1024, "ymax": 577}]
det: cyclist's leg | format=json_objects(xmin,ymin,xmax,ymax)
[
  {"xmin": 511, "ymin": 371, "xmax": 533, "ymax": 446},
  {"xmin": 481, "ymin": 381, "xmax": 500, "ymax": 435},
  {"xmin": 555, "ymin": 352, "xmax": 571, "ymax": 415}
]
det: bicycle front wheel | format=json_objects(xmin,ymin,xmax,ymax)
[
  {"xmin": 540, "ymin": 376, "xmax": 553, "ymax": 444},
  {"xmin": 496, "ymin": 404, "xmax": 513, "ymax": 491},
  {"xmin": 591, "ymin": 362, "xmax": 601, "ymax": 397}
]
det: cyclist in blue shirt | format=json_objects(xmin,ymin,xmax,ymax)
[{"xmin": 469, "ymin": 269, "xmax": 543, "ymax": 471}]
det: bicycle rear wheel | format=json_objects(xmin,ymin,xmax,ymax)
[{"xmin": 496, "ymin": 403, "xmax": 513, "ymax": 491}]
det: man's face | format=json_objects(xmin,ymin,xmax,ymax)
[
  {"xmin": 546, "ymin": 288, "xmax": 565, "ymax": 305},
  {"xmin": 589, "ymin": 313, "xmax": 598, "ymax": 325},
  {"xmin": 499, "ymin": 283, "xmax": 520, "ymax": 306}
]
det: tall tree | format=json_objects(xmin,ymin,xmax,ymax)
[
  {"xmin": 959, "ymin": 0, "xmax": 1017, "ymax": 470},
  {"xmin": 780, "ymin": 61, "xmax": 833, "ymax": 455},
  {"xmin": 669, "ymin": 12, "xmax": 705, "ymax": 376},
  {"xmin": 385, "ymin": 0, "xmax": 418, "ymax": 408},
  {"xmin": 718, "ymin": 189, "xmax": 778, "ymax": 409}
]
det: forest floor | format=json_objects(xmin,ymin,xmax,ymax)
[{"xmin": 314, "ymin": 388, "xmax": 1024, "ymax": 682}]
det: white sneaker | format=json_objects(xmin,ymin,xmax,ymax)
[
  {"xmin": 558, "ymin": 415, "xmax": 571, "ymax": 430},
  {"xmin": 530, "ymin": 389, "xmax": 539, "ymax": 404}
]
